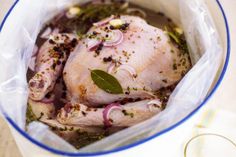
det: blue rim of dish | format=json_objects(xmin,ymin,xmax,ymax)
[{"xmin": 0, "ymin": 0, "xmax": 231, "ymax": 156}]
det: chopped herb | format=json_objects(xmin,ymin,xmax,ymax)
[
  {"xmin": 125, "ymin": 86, "xmax": 130, "ymax": 95},
  {"xmin": 168, "ymin": 32, "xmax": 179, "ymax": 43},
  {"xmin": 26, "ymin": 103, "xmax": 38, "ymax": 124},
  {"xmin": 63, "ymin": 2, "xmax": 128, "ymax": 35},
  {"xmin": 68, "ymin": 130, "xmax": 107, "ymax": 149},
  {"xmin": 164, "ymin": 26, "xmax": 189, "ymax": 55},
  {"xmin": 162, "ymin": 79, "xmax": 168, "ymax": 83},
  {"xmin": 132, "ymin": 87, "xmax": 138, "ymax": 91},
  {"xmin": 103, "ymin": 56, "xmax": 113, "ymax": 62},
  {"xmin": 122, "ymin": 110, "xmax": 134, "ymax": 118},
  {"xmin": 69, "ymin": 127, "xmax": 74, "ymax": 131},
  {"xmin": 173, "ymin": 63, "xmax": 177, "ymax": 70},
  {"xmin": 81, "ymin": 111, "xmax": 87, "ymax": 116}
]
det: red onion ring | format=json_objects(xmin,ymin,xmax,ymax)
[
  {"xmin": 32, "ymin": 45, "xmax": 38, "ymax": 57},
  {"xmin": 40, "ymin": 27, "xmax": 52, "ymax": 39},
  {"xmin": 103, "ymin": 30, "xmax": 124, "ymax": 47},
  {"xmin": 53, "ymin": 10, "xmax": 66, "ymax": 24},
  {"xmin": 29, "ymin": 45, "xmax": 39, "ymax": 71},
  {"xmin": 93, "ymin": 15, "xmax": 114, "ymax": 27},
  {"xmin": 87, "ymin": 38, "xmax": 102, "ymax": 51},
  {"xmin": 29, "ymin": 57, "xmax": 36, "ymax": 71},
  {"xmin": 38, "ymin": 93, "xmax": 55, "ymax": 104},
  {"xmin": 40, "ymin": 98, "xmax": 54, "ymax": 104},
  {"xmin": 107, "ymin": 63, "xmax": 116, "ymax": 73},
  {"xmin": 52, "ymin": 28, "xmax": 59, "ymax": 35},
  {"xmin": 116, "ymin": 64, "xmax": 137, "ymax": 79},
  {"xmin": 147, "ymin": 99, "xmax": 162, "ymax": 111},
  {"xmin": 103, "ymin": 103, "xmax": 122, "ymax": 127},
  {"xmin": 41, "ymin": 27, "xmax": 60, "ymax": 39}
]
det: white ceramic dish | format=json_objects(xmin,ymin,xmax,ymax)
[{"xmin": 0, "ymin": 0, "xmax": 230, "ymax": 157}]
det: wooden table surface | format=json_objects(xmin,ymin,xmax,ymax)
[{"xmin": 0, "ymin": 118, "xmax": 22, "ymax": 157}]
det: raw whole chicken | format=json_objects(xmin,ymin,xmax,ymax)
[
  {"xmin": 64, "ymin": 15, "xmax": 190, "ymax": 106},
  {"xmin": 28, "ymin": 15, "xmax": 190, "ymax": 129}
]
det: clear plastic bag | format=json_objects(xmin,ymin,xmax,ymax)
[{"xmin": 0, "ymin": 0, "xmax": 223, "ymax": 153}]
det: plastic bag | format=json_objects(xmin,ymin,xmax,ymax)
[{"xmin": 0, "ymin": 0, "xmax": 222, "ymax": 153}]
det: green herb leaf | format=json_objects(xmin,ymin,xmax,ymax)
[
  {"xmin": 26, "ymin": 103, "xmax": 37, "ymax": 124},
  {"xmin": 164, "ymin": 26, "xmax": 180, "ymax": 44},
  {"xmin": 167, "ymin": 31, "xmax": 180, "ymax": 44},
  {"xmin": 164, "ymin": 26, "xmax": 189, "ymax": 54},
  {"xmin": 91, "ymin": 69, "xmax": 123, "ymax": 94}
]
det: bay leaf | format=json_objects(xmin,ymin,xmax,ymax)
[{"xmin": 91, "ymin": 69, "xmax": 123, "ymax": 94}]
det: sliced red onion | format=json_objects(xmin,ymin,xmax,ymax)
[
  {"xmin": 41, "ymin": 28, "xmax": 59, "ymax": 40},
  {"xmin": 29, "ymin": 56, "xmax": 36, "ymax": 71},
  {"xmin": 127, "ymin": 8, "xmax": 147, "ymax": 18},
  {"xmin": 93, "ymin": 15, "xmax": 114, "ymax": 27},
  {"xmin": 107, "ymin": 63, "xmax": 116, "ymax": 74},
  {"xmin": 52, "ymin": 28, "xmax": 59, "ymax": 35},
  {"xmin": 103, "ymin": 103, "xmax": 122, "ymax": 127},
  {"xmin": 87, "ymin": 38, "xmax": 102, "ymax": 51},
  {"xmin": 32, "ymin": 45, "xmax": 38, "ymax": 57},
  {"xmin": 39, "ymin": 95, "xmax": 55, "ymax": 104},
  {"xmin": 116, "ymin": 64, "xmax": 137, "ymax": 79},
  {"xmin": 40, "ymin": 27, "xmax": 52, "ymax": 39},
  {"xmin": 103, "ymin": 30, "xmax": 124, "ymax": 47},
  {"xmin": 147, "ymin": 99, "xmax": 162, "ymax": 111},
  {"xmin": 40, "ymin": 98, "xmax": 54, "ymax": 104}
]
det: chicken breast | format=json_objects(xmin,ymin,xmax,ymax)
[{"xmin": 64, "ymin": 15, "xmax": 190, "ymax": 106}]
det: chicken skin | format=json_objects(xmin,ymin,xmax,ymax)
[
  {"xmin": 28, "ymin": 15, "xmax": 190, "ymax": 128},
  {"xmin": 63, "ymin": 15, "xmax": 190, "ymax": 106}
]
